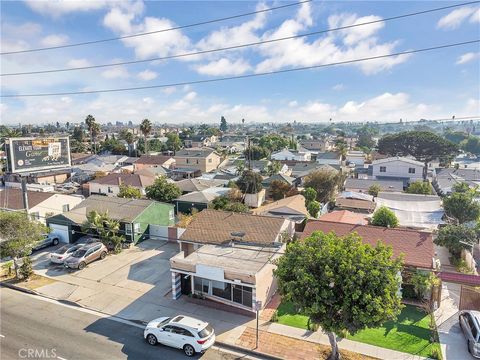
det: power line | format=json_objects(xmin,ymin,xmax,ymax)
[
  {"xmin": 2, "ymin": 39, "xmax": 478, "ymax": 98},
  {"xmin": 0, "ymin": 0, "xmax": 312, "ymax": 56},
  {"xmin": 2, "ymin": 1, "xmax": 478, "ymax": 77}
]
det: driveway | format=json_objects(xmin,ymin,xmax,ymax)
[{"xmin": 30, "ymin": 240, "xmax": 254, "ymax": 343}]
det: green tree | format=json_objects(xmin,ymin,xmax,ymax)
[
  {"xmin": 303, "ymin": 170, "xmax": 343, "ymax": 204},
  {"xmin": 444, "ymin": 130, "xmax": 468, "ymax": 144},
  {"xmin": 236, "ymin": 170, "xmax": 263, "ymax": 194},
  {"xmin": 265, "ymin": 160, "xmax": 282, "ymax": 176},
  {"xmin": 72, "ymin": 126, "xmax": 85, "ymax": 143},
  {"xmin": 303, "ymin": 187, "xmax": 317, "ymax": 204},
  {"xmin": 0, "ymin": 211, "xmax": 47, "ymax": 278},
  {"xmin": 118, "ymin": 184, "xmax": 142, "ymax": 199},
  {"xmin": 140, "ymin": 118, "xmax": 152, "ymax": 154},
  {"xmin": 371, "ymin": 206, "xmax": 399, "ymax": 228},
  {"xmin": 19, "ymin": 256, "xmax": 33, "ymax": 280},
  {"xmin": 166, "ymin": 132, "xmax": 181, "ymax": 154},
  {"xmin": 356, "ymin": 126, "xmax": 378, "ymax": 149},
  {"xmin": 120, "ymin": 129, "xmax": 136, "ymax": 156},
  {"xmin": 259, "ymin": 134, "xmax": 289, "ymax": 152},
  {"xmin": 211, "ymin": 196, "xmax": 249, "ymax": 213},
  {"xmin": 220, "ymin": 116, "xmax": 228, "ymax": 132},
  {"xmin": 269, "ymin": 180, "xmax": 292, "ymax": 201},
  {"xmin": 377, "ymin": 131, "xmax": 458, "ymax": 180},
  {"xmin": 145, "ymin": 176, "xmax": 181, "ymax": 202},
  {"xmin": 274, "ymin": 231, "xmax": 403, "ymax": 359},
  {"xmin": 434, "ymin": 225, "xmax": 477, "ymax": 257},
  {"xmin": 461, "ymin": 136, "xmax": 480, "ymax": 155},
  {"xmin": 85, "ymin": 115, "xmax": 98, "ymax": 154},
  {"xmin": 406, "ymin": 181, "xmax": 432, "ymax": 195},
  {"xmin": 368, "ymin": 184, "xmax": 381, "ymax": 197},
  {"xmin": 452, "ymin": 182, "xmax": 471, "ymax": 193},
  {"xmin": 82, "ymin": 210, "xmax": 125, "ymax": 253},
  {"xmin": 307, "ymin": 200, "xmax": 321, "ymax": 218},
  {"xmin": 444, "ymin": 191, "xmax": 480, "ymax": 224},
  {"xmin": 245, "ymin": 145, "xmax": 270, "ymax": 160}
]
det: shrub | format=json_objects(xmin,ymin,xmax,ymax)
[
  {"xmin": 271, "ymin": 310, "xmax": 279, "ymax": 322},
  {"xmin": 19, "ymin": 256, "xmax": 33, "ymax": 280},
  {"xmin": 371, "ymin": 206, "xmax": 399, "ymax": 228},
  {"xmin": 368, "ymin": 184, "xmax": 381, "ymax": 197}
]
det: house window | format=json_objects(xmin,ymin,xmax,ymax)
[
  {"xmin": 208, "ymin": 158, "xmax": 212, "ymax": 163},
  {"xmin": 125, "ymin": 223, "xmax": 132, "ymax": 235},
  {"xmin": 30, "ymin": 212, "xmax": 40, "ymax": 220},
  {"xmin": 134, "ymin": 223, "xmax": 140, "ymax": 234},
  {"xmin": 186, "ymin": 159, "xmax": 190, "ymax": 164},
  {"xmin": 408, "ymin": 168, "xmax": 416, "ymax": 174},
  {"xmin": 108, "ymin": 187, "xmax": 113, "ymax": 193},
  {"xmin": 62, "ymin": 204, "xmax": 70, "ymax": 212},
  {"xmin": 169, "ymin": 209, "xmax": 174, "ymax": 220},
  {"xmin": 380, "ymin": 166, "xmax": 387, "ymax": 173}
]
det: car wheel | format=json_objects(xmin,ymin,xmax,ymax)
[
  {"xmin": 100, "ymin": 251, "xmax": 107, "ymax": 260},
  {"xmin": 146, "ymin": 334, "xmax": 157, "ymax": 346},
  {"xmin": 78, "ymin": 262, "xmax": 86, "ymax": 270},
  {"xmin": 183, "ymin": 344, "xmax": 195, "ymax": 357},
  {"xmin": 52, "ymin": 239, "xmax": 59, "ymax": 246}
]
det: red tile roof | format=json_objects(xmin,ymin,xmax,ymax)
[
  {"xmin": 302, "ymin": 220, "xmax": 434, "ymax": 269},
  {"xmin": 318, "ymin": 210, "xmax": 368, "ymax": 225}
]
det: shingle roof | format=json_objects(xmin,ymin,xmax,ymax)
[
  {"xmin": 90, "ymin": 173, "xmax": 154, "ymax": 188},
  {"xmin": 302, "ymin": 220, "xmax": 434, "ymax": 269},
  {"xmin": 291, "ymin": 163, "xmax": 339, "ymax": 177},
  {"xmin": 262, "ymin": 173, "xmax": 295, "ymax": 186},
  {"xmin": 251, "ymin": 194, "xmax": 309, "ymax": 218},
  {"xmin": 316, "ymin": 152, "xmax": 341, "ymax": 159},
  {"xmin": 335, "ymin": 197, "xmax": 376, "ymax": 211},
  {"xmin": 179, "ymin": 209, "xmax": 289, "ymax": 245},
  {"xmin": 373, "ymin": 156, "xmax": 423, "ymax": 166},
  {"xmin": 135, "ymin": 155, "xmax": 173, "ymax": 165},
  {"xmin": 318, "ymin": 210, "xmax": 368, "ymax": 225},
  {"xmin": 175, "ymin": 148, "xmax": 217, "ymax": 158},
  {"xmin": 345, "ymin": 178, "xmax": 404, "ymax": 192},
  {"xmin": 175, "ymin": 178, "xmax": 226, "ymax": 193},
  {"xmin": 0, "ymin": 189, "xmax": 54, "ymax": 210}
]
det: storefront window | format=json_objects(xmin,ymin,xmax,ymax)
[
  {"xmin": 212, "ymin": 281, "xmax": 232, "ymax": 301},
  {"xmin": 194, "ymin": 277, "xmax": 210, "ymax": 294},
  {"xmin": 233, "ymin": 284, "xmax": 253, "ymax": 308},
  {"xmin": 194, "ymin": 277, "xmax": 252, "ymax": 308}
]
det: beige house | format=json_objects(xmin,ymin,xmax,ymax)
[
  {"xmin": 170, "ymin": 209, "xmax": 294, "ymax": 312},
  {"xmin": 174, "ymin": 148, "xmax": 222, "ymax": 173},
  {"xmin": 133, "ymin": 155, "xmax": 175, "ymax": 171},
  {"xmin": 88, "ymin": 172, "xmax": 155, "ymax": 197}
]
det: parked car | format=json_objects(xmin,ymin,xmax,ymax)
[
  {"xmin": 144, "ymin": 315, "xmax": 215, "ymax": 357},
  {"xmin": 32, "ymin": 233, "xmax": 60, "ymax": 251},
  {"xmin": 459, "ymin": 310, "xmax": 480, "ymax": 358},
  {"xmin": 50, "ymin": 244, "xmax": 82, "ymax": 264},
  {"xmin": 76, "ymin": 236, "xmax": 100, "ymax": 245},
  {"xmin": 64, "ymin": 242, "xmax": 107, "ymax": 270}
]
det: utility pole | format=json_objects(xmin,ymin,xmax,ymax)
[{"xmin": 21, "ymin": 176, "xmax": 29, "ymax": 212}]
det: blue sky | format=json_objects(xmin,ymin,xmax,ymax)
[{"xmin": 1, "ymin": 0, "xmax": 479, "ymax": 125}]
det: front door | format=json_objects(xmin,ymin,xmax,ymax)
[{"xmin": 181, "ymin": 274, "xmax": 191, "ymax": 295}]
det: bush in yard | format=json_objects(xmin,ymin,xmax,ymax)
[
  {"xmin": 406, "ymin": 181, "xmax": 432, "ymax": 195},
  {"xmin": 371, "ymin": 206, "xmax": 399, "ymax": 228},
  {"xmin": 19, "ymin": 256, "xmax": 33, "ymax": 280},
  {"xmin": 303, "ymin": 187, "xmax": 317, "ymax": 204},
  {"xmin": 443, "ymin": 191, "xmax": 480, "ymax": 224},
  {"xmin": 434, "ymin": 224, "xmax": 477, "ymax": 257},
  {"xmin": 307, "ymin": 200, "xmax": 321, "ymax": 218},
  {"xmin": 368, "ymin": 184, "xmax": 381, "ymax": 197}
]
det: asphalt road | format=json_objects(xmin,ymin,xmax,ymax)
[{"xmin": 0, "ymin": 287, "xmax": 257, "ymax": 360}]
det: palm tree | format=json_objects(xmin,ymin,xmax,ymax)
[
  {"xmin": 139, "ymin": 118, "xmax": 152, "ymax": 155},
  {"xmin": 0, "ymin": 126, "xmax": 21, "ymax": 144},
  {"xmin": 85, "ymin": 115, "xmax": 97, "ymax": 154},
  {"xmin": 121, "ymin": 130, "xmax": 136, "ymax": 156}
]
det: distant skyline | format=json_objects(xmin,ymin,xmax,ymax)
[{"xmin": 1, "ymin": 0, "xmax": 479, "ymax": 124}]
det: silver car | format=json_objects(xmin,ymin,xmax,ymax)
[
  {"xmin": 64, "ymin": 242, "xmax": 107, "ymax": 270},
  {"xmin": 32, "ymin": 234, "xmax": 60, "ymax": 251},
  {"xmin": 50, "ymin": 244, "xmax": 82, "ymax": 264},
  {"xmin": 459, "ymin": 310, "xmax": 480, "ymax": 358}
]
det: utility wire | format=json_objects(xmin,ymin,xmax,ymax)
[
  {"xmin": 0, "ymin": 0, "xmax": 312, "ymax": 55},
  {"xmin": 2, "ymin": 1, "xmax": 478, "ymax": 77},
  {"xmin": 2, "ymin": 39, "xmax": 478, "ymax": 98}
]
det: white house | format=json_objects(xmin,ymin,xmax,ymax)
[
  {"xmin": 372, "ymin": 157, "xmax": 424, "ymax": 181},
  {"xmin": 88, "ymin": 173, "xmax": 155, "ymax": 197},
  {"xmin": 316, "ymin": 152, "xmax": 342, "ymax": 166},
  {"xmin": 0, "ymin": 189, "xmax": 84, "ymax": 225},
  {"xmin": 346, "ymin": 151, "xmax": 365, "ymax": 166},
  {"xmin": 271, "ymin": 148, "xmax": 312, "ymax": 162}
]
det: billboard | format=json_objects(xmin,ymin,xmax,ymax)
[{"xmin": 7, "ymin": 137, "xmax": 71, "ymax": 173}]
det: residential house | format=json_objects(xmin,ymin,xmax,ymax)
[
  {"xmin": 251, "ymin": 194, "xmax": 309, "ymax": 223},
  {"xmin": 174, "ymin": 187, "xmax": 230, "ymax": 214},
  {"xmin": 262, "ymin": 173, "xmax": 295, "ymax": 188},
  {"xmin": 302, "ymin": 220, "xmax": 435, "ymax": 271},
  {"xmin": 174, "ymin": 148, "xmax": 222, "ymax": 173},
  {"xmin": 299, "ymin": 139, "xmax": 329, "ymax": 152},
  {"xmin": 175, "ymin": 178, "xmax": 226, "ymax": 194},
  {"xmin": 316, "ymin": 152, "xmax": 342, "ymax": 167},
  {"xmin": 88, "ymin": 172, "xmax": 155, "ymax": 197},
  {"xmin": 291, "ymin": 163, "xmax": 339, "ymax": 186},
  {"xmin": 170, "ymin": 209, "xmax": 295, "ymax": 311},
  {"xmin": 372, "ymin": 157, "xmax": 424, "ymax": 183},
  {"xmin": 375, "ymin": 192, "xmax": 444, "ymax": 230},
  {"xmin": 184, "ymin": 135, "xmax": 218, "ymax": 148},
  {"xmin": 335, "ymin": 191, "xmax": 376, "ymax": 213},
  {"xmin": 271, "ymin": 148, "xmax": 312, "ymax": 162},
  {"xmin": 133, "ymin": 155, "xmax": 175, "ymax": 171},
  {"xmin": 346, "ymin": 151, "xmax": 365, "ymax": 166},
  {"xmin": 0, "ymin": 189, "xmax": 84, "ymax": 227},
  {"xmin": 344, "ymin": 178, "xmax": 405, "ymax": 193},
  {"xmin": 47, "ymin": 196, "xmax": 175, "ymax": 244},
  {"xmin": 318, "ymin": 210, "xmax": 368, "ymax": 225},
  {"xmin": 434, "ymin": 168, "xmax": 480, "ymax": 196}
]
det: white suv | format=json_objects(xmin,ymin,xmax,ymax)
[{"xmin": 144, "ymin": 315, "xmax": 215, "ymax": 356}]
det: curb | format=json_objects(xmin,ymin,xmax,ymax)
[
  {"xmin": 0, "ymin": 281, "xmax": 38, "ymax": 295},
  {"xmin": 215, "ymin": 341, "xmax": 283, "ymax": 360}
]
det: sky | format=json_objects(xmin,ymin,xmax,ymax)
[{"xmin": 1, "ymin": 0, "xmax": 479, "ymax": 125}]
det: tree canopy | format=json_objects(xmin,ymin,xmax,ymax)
[
  {"xmin": 443, "ymin": 191, "xmax": 480, "ymax": 224},
  {"xmin": 166, "ymin": 132, "xmax": 181, "ymax": 153},
  {"xmin": 461, "ymin": 136, "xmax": 480, "ymax": 155},
  {"xmin": 303, "ymin": 170, "xmax": 343, "ymax": 204},
  {"xmin": 220, "ymin": 116, "xmax": 228, "ymax": 132},
  {"xmin": 145, "ymin": 176, "xmax": 182, "ymax": 202},
  {"xmin": 236, "ymin": 170, "xmax": 263, "ymax": 194},
  {"xmin": 434, "ymin": 224, "xmax": 477, "ymax": 257},
  {"xmin": 118, "ymin": 184, "xmax": 142, "ymax": 199},
  {"xmin": 368, "ymin": 184, "xmax": 381, "ymax": 197},
  {"xmin": 269, "ymin": 180, "xmax": 293, "ymax": 201},
  {"xmin": 258, "ymin": 134, "xmax": 289, "ymax": 152},
  {"xmin": 274, "ymin": 231, "xmax": 403, "ymax": 359},
  {"xmin": 371, "ymin": 206, "xmax": 399, "ymax": 228},
  {"xmin": 405, "ymin": 181, "xmax": 432, "ymax": 195},
  {"xmin": 244, "ymin": 145, "xmax": 270, "ymax": 160}
]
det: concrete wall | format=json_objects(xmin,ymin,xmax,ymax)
[
  {"xmin": 254, "ymin": 262, "xmax": 278, "ymax": 308},
  {"xmin": 244, "ymin": 189, "xmax": 266, "ymax": 208},
  {"xmin": 372, "ymin": 159, "xmax": 423, "ymax": 180}
]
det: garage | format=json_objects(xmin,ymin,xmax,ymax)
[{"xmin": 48, "ymin": 223, "xmax": 70, "ymax": 244}]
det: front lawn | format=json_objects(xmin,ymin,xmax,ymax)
[{"xmin": 274, "ymin": 301, "xmax": 441, "ymax": 358}]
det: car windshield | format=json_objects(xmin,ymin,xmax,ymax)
[
  {"xmin": 198, "ymin": 325, "xmax": 213, "ymax": 338},
  {"xmin": 157, "ymin": 318, "xmax": 171, "ymax": 328},
  {"xmin": 55, "ymin": 246, "xmax": 70, "ymax": 254},
  {"xmin": 72, "ymin": 249, "xmax": 87, "ymax": 258}
]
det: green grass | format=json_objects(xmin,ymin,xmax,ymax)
[
  {"xmin": 347, "ymin": 305, "xmax": 441, "ymax": 358},
  {"xmin": 275, "ymin": 302, "xmax": 441, "ymax": 358}
]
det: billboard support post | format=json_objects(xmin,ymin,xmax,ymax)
[{"xmin": 21, "ymin": 176, "xmax": 29, "ymax": 212}]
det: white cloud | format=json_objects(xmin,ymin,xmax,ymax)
[
  {"xmin": 67, "ymin": 58, "xmax": 92, "ymax": 67},
  {"xmin": 184, "ymin": 91, "xmax": 197, "ymax": 101},
  {"xmin": 101, "ymin": 66, "xmax": 129, "ymax": 79},
  {"xmin": 195, "ymin": 58, "xmax": 251, "ymax": 76},
  {"xmin": 456, "ymin": 52, "xmax": 480, "ymax": 65},
  {"xmin": 24, "ymin": 0, "xmax": 110, "ymax": 17},
  {"xmin": 161, "ymin": 87, "xmax": 177, "ymax": 95},
  {"xmin": 328, "ymin": 13, "xmax": 384, "ymax": 46},
  {"xmin": 137, "ymin": 69, "xmax": 158, "ymax": 80},
  {"xmin": 40, "ymin": 34, "xmax": 69, "ymax": 47},
  {"xmin": 332, "ymin": 83, "xmax": 344, "ymax": 91},
  {"xmin": 437, "ymin": 6, "xmax": 478, "ymax": 30},
  {"xmin": 288, "ymin": 100, "xmax": 298, "ymax": 107}
]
